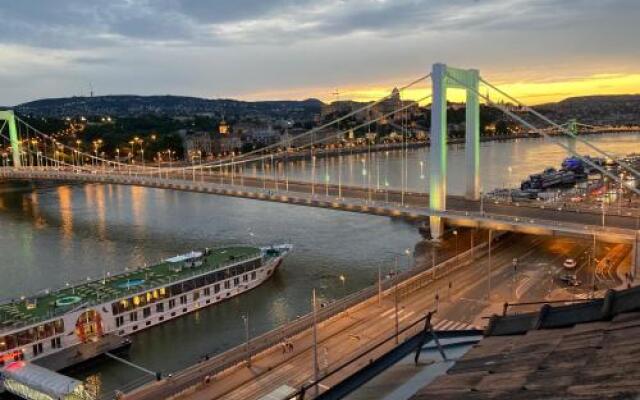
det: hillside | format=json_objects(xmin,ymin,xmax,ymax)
[
  {"xmin": 535, "ymin": 94, "xmax": 640, "ymax": 125},
  {"xmin": 15, "ymin": 95, "xmax": 325, "ymax": 120}
]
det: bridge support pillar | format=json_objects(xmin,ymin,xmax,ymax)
[
  {"xmin": 567, "ymin": 119, "xmax": 577, "ymax": 156},
  {"xmin": 0, "ymin": 111, "xmax": 21, "ymax": 167},
  {"xmin": 465, "ymin": 69, "xmax": 480, "ymax": 201},
  {"xmin": 429, "ymin": 63, "xmax": 448, "ymax": 240},
  {"xmin": 428, "ymin": 63, "xmax": 481, "ymax": 239}
]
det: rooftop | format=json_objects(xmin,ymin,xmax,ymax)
[
  {"xmin": 414, "ymin": 286, "xmax": 640, "ymax": 400},
  {"xmin": 0, "ymin": 246, "xmax": 260, "ymax": 333}
]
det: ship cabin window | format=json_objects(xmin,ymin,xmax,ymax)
[
  {"xmin": 251, "ymin": 272, "xmax": 257, "ymax": 280},
  {"xmin": 193, "ymin": 292, "xmax": 200, "ymax": 302},
  {"xmin": 130, "ymin": 311, "xmax": 138, "ymax": 322},
  {"xmin": 51, "ymin": 337, "xmax": 62, "ymax": 349},
  {"xmin": 233, "ymin": 278, "xmax": 240, "ymax": 286},
  {"xmin": 168, "ymin": 299, "xmax": 176, "ymax": 309},
  {"xmin": 115, "ymin": 316, "xmax": 124, "ymax": 327},
  {"xmin": 111, "ymin": 288, "xmax": 170, "ymax": 316},
  {"xmin": 32, "ymin": 343, "xmax": 42, "ymax": 357},
  {"xmin": 214, "ymin": 284, "xmax": 220, "ymax": 294},
  {"xmin": 224, "ymin": 281, "xmax": 230, "ymax": 290},
  {"xmin": 0, "ymin": 319, "xmax": 64, "ymax": 352},
  {"xmin": 156, "ymin": 303, "xmax": 164, "ymax": 313},
  {"xmin": 204, "ymin": 288, "xmax": 210, "ymax": 297},
  {"xmin": 179, "ymin": 295, "xmax": 187, "ymax": 305},
  {"xmin": 32, "ymin": 343, "xmax": 43, "ymax": 356},
  {"xmin": 143, "ymin": 307, "xmax": 151, "ymax": 318},
  {"xmin": 243, "ymin": 274, "xmax": 248, "ymax": 282}
]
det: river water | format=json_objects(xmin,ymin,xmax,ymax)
[{"xmin": 0, "ymin": 132, "xmax": 638, "ymax": 396}]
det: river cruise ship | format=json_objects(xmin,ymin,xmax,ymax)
[{"xmin": 0, "ymin": 244, "xmax": 292, "ymax": 371}]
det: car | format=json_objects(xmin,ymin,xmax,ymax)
[{"xmin": 563, "ymin": 258, "xmax": 577, "ymax": 269}]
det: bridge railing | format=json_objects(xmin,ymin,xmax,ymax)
[{"xmin": 2, "ymin": 168, "xmax": 637, "ymax": 241}]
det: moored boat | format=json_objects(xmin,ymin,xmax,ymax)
[{"xmin": 0, "ymin": 244, "xmax": 292, "ymax": 372}]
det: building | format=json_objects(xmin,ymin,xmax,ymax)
[
  {"xmin": 212, "ymin": 133, "xmax": 242, "ymax": 155},
  {"xmin": 325, "ymin": 285, "xmax": 640, "ymax": 400},
  {"xmin": 181, "ymin": 130, "xmax": 212, "ymax": 158}
]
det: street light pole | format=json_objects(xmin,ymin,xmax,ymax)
[
  {"xmin": 487, "ymin": 229, "xmax": 493, "ymax": 301},
  {"xmin": 242, "ymin": 314, "xmax": 250, "ymax": 367},
  {"xmin": 312, "ymin": 289, "xmax": 319, "ymax": 396},
  {"xmin": 394, "ymin": 279, "xmax": 399, "ymax": 344},
  {"xmin": 453, "ymin": 230, "xmax": 459, "ymax": 266},
  {"xmin": 378, "ymin": 265, "xmax": 382, "ymax": 306}
]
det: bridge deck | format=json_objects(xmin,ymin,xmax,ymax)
[{"xmin": 1, "ymin": 168, "xmax": 638, "ymax": 244}]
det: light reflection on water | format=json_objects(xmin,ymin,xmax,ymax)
[{"xmin": 246, "ymin": 133, "xmax": 640, "ymax": 194}]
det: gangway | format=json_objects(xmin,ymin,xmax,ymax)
[{"xmin": 0, "ymin": 360, "xmax": 93, "ymax": 400}]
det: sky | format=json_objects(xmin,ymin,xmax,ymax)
[{"xmin": 0, "ymin": 0, "xmax": 639, "ymax": 106}]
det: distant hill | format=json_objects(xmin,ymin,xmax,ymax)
[
  {"xmin": 535, "ymin": 94, "xmax": 640, "ymax": 125},
  {"xmin": 15, "ymin": 95, "xmax": 325, "ymax": 119}
]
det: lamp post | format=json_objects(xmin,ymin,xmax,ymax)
[
  {"xmin": 129, "ymin": 141, "xmax": 135, "ymax": 164},
  {"xmin": 75, "ymin": 140, "xmax": 82, "ymax": 166},
  {"xmin": 242, "ymin": 314, "xmax": 250, "ymax": 367},
  {"xmin": 394, "ymin": 277, "xmax": 399, "ymax": 344},
  {"xmin": 404, "ymin": 248, "xmax": 412, "ymax": 269},
  {"xmin": 487, "ymin": 229, "xmax": 493, "ymax": 301},
  {"xmin": 312, "ymin": 289, "xmax": 319, "ymax": 396},
  {"xmin": 453, "ymin": 230, "xmax": 459, "ymax": 266}
]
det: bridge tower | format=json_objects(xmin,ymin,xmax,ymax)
[
  {"xmin": 0, "ymin": 110, "xmax": 22, "ymax": 167},
  {"xmin": 567, "ymin": 118, "xmax": 578, "ymax": 155},
  {"xmin": 429, "ymin": 63, "xmax": 480, "ymax": 239}
]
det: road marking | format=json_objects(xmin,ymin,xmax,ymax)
[
  {"xmin": 433, "ymin": 319, "xmax": 477, "ymax": 331},
  {"xmin": 398, "ymin": 310, "xmax": 415, "ymax": 323},
  {"xmin": 380, "ymin": 308, "xmax": 394, "ymax": 318}
]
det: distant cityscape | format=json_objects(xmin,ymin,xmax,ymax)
[{"xmin": 3, "ymin": 91, "xmax": 639, "ymax": 163}]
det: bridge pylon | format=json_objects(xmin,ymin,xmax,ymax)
[
  {"xmin": 0, "ymin": 110, "xmax": 22, "ymax": 167},
  {"xmin": 429, "ymin": 63, "xmax": 480, "ymax": 239},
  {"xmin": 567, "ymin": 118, "xmax": 578, "ymax": 155}
]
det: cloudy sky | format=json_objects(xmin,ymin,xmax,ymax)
[{"xmin": 0, "ymin": 0, "xmax": 638, "ymax": 105}]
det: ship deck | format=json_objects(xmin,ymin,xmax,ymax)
[{"xmin": 0, "ymin": 246, "xmax": 261, "ymax": 332}]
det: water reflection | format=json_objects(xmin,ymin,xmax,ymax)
[
  {"xmin": 247, "ymin": 133, "xmax": 640, "ymax": 194},
  {"xmin": 57, "ymin": 185, "xmax": 73, "ymax": 241}
]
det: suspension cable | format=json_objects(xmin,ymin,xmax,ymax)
[
  {"xmin": 445, "ymin": 74, "xmax": 640, "ymax": 197},
  {"xmin": 183, "ymin": 73, "xmax": 432, "ymax": 171},
  {"xmin": 479, "ymin": 77, "xmax": 640, "ymax": 179}
]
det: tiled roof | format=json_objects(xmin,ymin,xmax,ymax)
[{"xmin": 413, "ymin": 286, "xmax": 640, "ymax": 399}]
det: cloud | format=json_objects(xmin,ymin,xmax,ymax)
[
  {"xmin": 2, "ymin": 0, "xmax": 636, "ymax": 49},
  {"xmin": 0, "ymin": 0, "xmax": 637, "ymax": 105}
]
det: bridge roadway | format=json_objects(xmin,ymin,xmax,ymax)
[{"xmin": 1, "ymin": 167, "xmax": 638, "ymax": 244}]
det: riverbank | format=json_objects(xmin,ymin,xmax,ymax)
[{"xmin": 198, "ymin": 129, "xmax": 639, "ymax": 164}]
